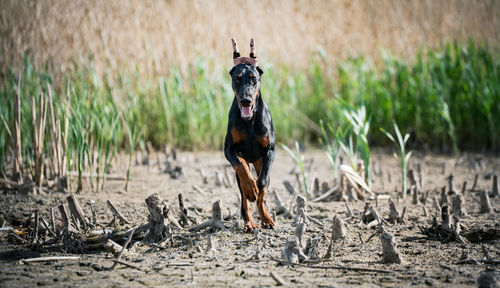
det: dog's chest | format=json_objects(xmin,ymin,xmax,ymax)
[{"xmin": 233, "ymin": 125, "xmax": 269, "ymax": 163}]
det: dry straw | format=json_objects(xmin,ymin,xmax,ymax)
[{"xmin": 2, "ymin": 0, "xmax": 499, "ymax": 76}]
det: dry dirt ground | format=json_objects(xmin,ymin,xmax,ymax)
[{"xmin": 0, "ymin": 149, "xmax": 499, "ymax": 287}]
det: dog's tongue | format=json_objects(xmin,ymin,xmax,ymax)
[{"xmin": 241, "ymin": 106, "xmax": 253, "ymax": 118}]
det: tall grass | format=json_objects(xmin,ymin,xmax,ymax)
[{"xmin": 0, "ymin": 42, "xmax": 499, "ymax": 179}]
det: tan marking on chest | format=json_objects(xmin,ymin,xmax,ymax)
[
  {"xmin": 231, "ymin": 127, "xmax": 245, "ymax": 143},
  {"xmin": 257, "ymin": 134, "xmax": 270, "ymax": 148}
]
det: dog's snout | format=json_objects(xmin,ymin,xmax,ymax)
[{"xmin": 240, "ymin": 98, "xmax": 251, "ymax": 106}]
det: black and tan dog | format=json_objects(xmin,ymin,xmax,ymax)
[{"xmin": 224, "ymin": 38, "xmax": 275, "ymax": 233}]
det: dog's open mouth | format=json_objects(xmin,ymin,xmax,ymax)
[{"xmin": 239, "ymin": 103, "xmax": 255, "ymax": 120}]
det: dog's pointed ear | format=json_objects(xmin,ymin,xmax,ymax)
[
  {"xmin": 229, "ymin": 66, "xmax": 236, "ymax": 76},
  {"xmin": 256, "ymin": 66, "xmax": 264, "ymax": 76}
]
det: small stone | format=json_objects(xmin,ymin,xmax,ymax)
[
  {"xmin": 76, "ymin": 271, "xmax": 91, "ymax": 277},
  {"xmin": 477, "ymin": 271, "xmax": 498, "ymax": 288},
  {"xmin": 424, "ymin": 278, "xmax": 435, "ymax": 286},
  {"xmin": 445, "ymin": 275, "xmax": 454, "ymax": 283}
]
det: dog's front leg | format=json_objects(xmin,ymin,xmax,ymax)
[
  {"xmin": 254, "ymin": 147, "xmax": 275, "ymax": 229},
  {"xmin": 224, "ymin": 142, "xmax": 259, "ymax": 232}
]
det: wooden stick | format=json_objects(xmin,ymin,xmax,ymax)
[
  {"xmin": 112, "ymin": 259, "xmax": 143, "ymax": 271},
  {"xmin": 21, "ymin": 256, "xmax": 80, "ymax": 263},
  {"xmin": 270, "ymin": 271, "xmax": 286, "ymax": 286},
  {"xmin": 86, "ymin": 224, "xmax": 149, "ymax": 244},
  {"xmin": 178, "ymin": 193, "xmax": 190, "ymax": 226},
  {"xmin": 345, "ymin": 202, "xmax": 354, "ymax": 218},
  {"xmin": 269, "ymin": 257, "xmax": 394, "ymax": 273},
  {"xmin": 57, "ymin": 204, "xmax": 71, "ymax": 231},
  {"xmin": 39, "ymin": 215, "xmax": 56, "ymax": 237},
  {"xmin": 50, "ymin": 207, "xmax": 56, "ymax": 234},
  {"xmin": 306, "ymin": 215, "xmax": 324, "ymax": 227},
  {"xmin": 66, "ymin": 194, "xmax": 88, "ymax": 228},
  {"xmin": 283, "ymin": 180, "xmax": 296, "ymax": 195},
  {"xmin": 470, "ymin": 174, "xmax": 479, "ymax": 191},
  {"xmin": 111, "ymin": 227, "xmax": 136, "ymax": 270},
  {"xmin": 311, "ymin": 185, "xmax": 339, "ymax": 202},
  {"xmin": 0, "ymin": 178, "xmax": 18, "ymax": 186},
  {"xmin": 106, "ymin": 200, "xmax": 130, "ymax": 224},
  {"xmin": 104, "ymin": 240, "xmax": 123, "ymax": 256},
  {"xmin": 193, "ymin": 184, "xmax": 208, "ymax": 195},
  {"xmin": 32, "ymin": 211, "xmax": 39, "ymax": 244}
]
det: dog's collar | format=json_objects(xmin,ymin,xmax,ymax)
[{"xmin": 233, "ymin": 57, "xmax": 258, "ymax": 67}]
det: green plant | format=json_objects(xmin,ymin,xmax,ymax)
[
  {"xmin": 124, "ymin": 118, "xmax": 142, "ymax": 192},
  {"xmin": 381, "ymin": 122, "xmax": 412, "ymax": 197},
  {"xmin": 319, "ymin": 120, "xmax": 343, "ymax": 185},
  {"xmin": 440, "ymin": 101, "xmax": 459, "ymax": 155},
  {"xmin": 343, "ymin": 105, "xmax": 371, "ymax": 183},
  {"xmin": 69, "ymin": 105, "xmax": 90, "ymax": 193},
  {"xmin": 281, "ymin": 141, "xmax": 310, "ymax": 199}
]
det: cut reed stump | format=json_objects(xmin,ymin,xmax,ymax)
[
  {"xmin": 271, "ymin": 190, "xmax": 292, "ymax": 218},
  {"xmin": 362, "ymin": 202, "xmax": 385, "ymax": 227},
  {"xmin": 411, "ymin": 186, "xmax": 419, "ymax": 205},
  {"xmin": 479, "ymin": 190, "xmax": 493, "ymax": 214},
  {"xmin": 440, "ymin": 186, "xmax": 449, "ymax": 207},
  {"xmin": 177, "ymin": 193, "xmax": 190, "ymax": 227},
  {"xmin": 490, "ymin": 175, "xmax": 499, "ymax": 198},
  {"xmin": 419, "ymin": 205, "xmax": 465, "ymax": 244},
  {"xmin": 294, "ymin": 195, "xmax": 309, "ymax": 226},
  {"xmin": 283, "ymin": 180, "xmax": 296, "ymax": 195},
  {"xmin": 295, "ymin": 222, "xmax": 306, "ymax": 248},
  {"xmin": 331, "ymin": 215, "xmax": 349, "ymax": 241},
  {"xmin": 106, "ymin": 200, "xmax": 130, "ymax": 224},
  {"xmin": 144, "ymin": 193, "xmax": 173, "ymax": 242},
  {"xmin": 304, "ymin": 237, "xmax": 320, "ymax": 260},
  {"xmin": 281, "ymin": 236, "xmax": 308, "ymax": 264},
  {"xmin": 57, "ymin": 204, "xmax": 72, "ymax": 233},
  {"xmin": 188, "ymin": 200, "xmax": 226, "ymax": 232},
  {"xmin": 446, "ymin": 174, "xmax": 456, "ymax": 194},
  {"xmin": 66, "ymin": 194, "xmax": 89, "ymax": 229},
  {"xmin": 451, "ymin": 193, "xmax": 467, "ymax": 217},
  {"xmin": 477, "ymin": 270, "xmax": 499, "ymax": 288},
  {"xmin": 388, "ymin": 198, "xmax": 406, "ymax": 225},
  {"xmin": 432, "ymin": 195, "xmax": 441, "ymax": 216},
  {"xmin": 380, "ymin": 227, "xmax": 403, "ymax": 264}
]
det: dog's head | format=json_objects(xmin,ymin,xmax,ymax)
[
  {"xmin": 229, "ymin": 63, "xmax": 264, "ymax": 121},
  {"xmin": 229, "ymin": 38, "xmax": 264, "ymax": 121}
]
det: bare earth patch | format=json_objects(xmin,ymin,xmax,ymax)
[{"xmin": 0, "ymin": 149, "xmax": 499, "ymax": 287}]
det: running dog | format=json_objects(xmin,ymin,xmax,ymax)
[{"xmin": 224, "ymin": 38, "xmax": 276, "ymax": 233}]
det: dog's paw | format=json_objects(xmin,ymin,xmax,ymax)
[
  {"xmin": 243, "ymin": 221, "xmax": 259, "ymax": 233},
  {"xmin": 261, "ymin": 217, "xmax": 275, "ymax": 229}
]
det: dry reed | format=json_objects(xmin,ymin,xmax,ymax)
[{"xmin": 1, "ymin": 0, "xmax": 499, "ymax": 76}]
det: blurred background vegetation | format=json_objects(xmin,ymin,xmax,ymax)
[{"xmin": 1, "ymin": 0, "xmax": 499, "ymax": 176}]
